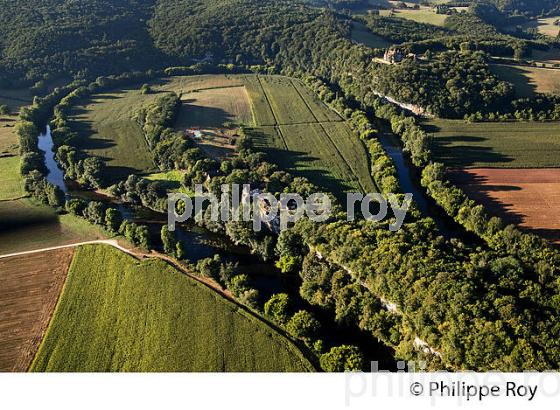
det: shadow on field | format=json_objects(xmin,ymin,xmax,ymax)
[
  {"xmin": 489, "ymin": 64, "xmax": 538, "ymax": 98},
  {"xmin": 429, "ymin": 132, "xmax": 514, "ymax": 167},
  {"xmin": 176, "ymin": 100, "xmax": 237, "ymax": 129},
  {"xmin": 247, "ymin": 128, "xmax": 358, "ymax": 202},
  {"xmin": 448, "ymin": 170, "xmax": 525, "ymax": 226}
]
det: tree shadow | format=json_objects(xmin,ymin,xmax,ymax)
[
  {"xmin": 448, "ymin": 170, "xmax": 526, "ymax": 227},
  {"xmin": 431, "ymin": 134, "xmax": 514, "ymax": 167},
  {"xmin": 489, "ymin": 64, "xmax": 538, "ymax": 98},
  {"xmin": 175, "ymin": 101, "xmax": 238, "ymax": 129},
  {"xmin": 249, "ymin": 129, "xmax": 356, "ymax": 204}
]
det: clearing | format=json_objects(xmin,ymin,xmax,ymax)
[
  {"xmin": 351, "ymin": 21, "xmax": 393, "ymax": 49},
  {"xmin": 0, "ymin": 248, "xmax": 74, "ymax": 371},
  {"xmin": 31, "ymin": 244, "xmax": 314, "ymax": 372},
  {"xmin": 427, "ymin": 119, "xmax": 560, "ymax": 168},
  {"xmin": 69, "ymin": 75, "xmax": 251, "ymax": 181},
  {"xmin": 0, "ymin": 93, "xmax": 30, "ymax": 201},
  {"xmin": 0, "ymin": 155, "xmax": 25, "ymax": 201},
  {"xmin": 490, "ymin": 64, "xmax": 560, "ymax": 97},
  {"xmin": 449, "ymin": 168, "xmax": 560, "ymax": 244}
]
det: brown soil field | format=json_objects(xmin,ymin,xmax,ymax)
[
  {"xmin": 0, "ymin": 249, "xmax": 74, "ymax": 371},
  {"xmin": 449, "ymin": 168, "xmax": 560, "ymax": 244}
]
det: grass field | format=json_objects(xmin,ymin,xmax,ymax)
[
  {"xmin": 351, "ymin": 21, "xmax": 392, "ymax": 49},
  {"xmin": 0, "ymin": 199, "xmax": 106, "ymax": 255},
  {"xmin": 0, "ymin": 249, "xmax": 74, "ymax": 372},
  {"xmin": 30, "ymin": 244, "xmax": 314, "ymax": 372},
  {"xmin": 145, "ymin": 170, "xmax": 189, "ymax": 194},
  {"xmin": 490, "ymin": 64, "xmax": 560, "ymax": 97},
  {"xmin": 0, "ymin": 155, "xmax": 25, "ymax": 201},
  {"xmin": 245, "ymin": 75, "xmax": 376, "ymax": 198},
  {"xmin": 426, "ymin": 119, "xmax": 560, "ymax": 168},
  {"xmin": 0, "ymin": 88, "xmax": 32, "ymax": 112},
  {"xmin": 520, "ymin": 16, "xmax": 560, "ymax": 38},
  {"xmin": 379, "ymin": 3, "xmax": 449, "ymax": 26},
  {"xmin": 175, "ymin": 85, "xmax": 252, "ymax": 128}
]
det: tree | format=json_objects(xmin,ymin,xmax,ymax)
[
  {"xmin": 20, "ymin": 152, "xmax": 46, "ymax": 175},
  {"xmin": 0, "ymin": 104, "xmax": 9, "ymax": 115},
  {"xmin": 140, "ymin": 83, "xmax": 152, "ymax": 94},
  {"xmin": 320, "ymin": 345, "xmax": 364, "ymax": 372},
  {"xmin": 228, "ymin": 274, "xmax": 251, "ymax": 298},
  {"xmin": 81, "ymin": 157, "xmax": 105, "ymax": 188},
  {"xmin": 264, "ymin": 293, "xmax": 291, "ymax": 324},
  {"xmin": 84, "ymin": 201, "xmax": 106, "ymax": 225},
  {"xmin": 175, "ymin": 240, "xmax": 186, "ymax": 259},
  {"xmin": 105, "ymin": 208, "xmax": 123, "ymax": 233},
  {"xmin": 275, "ymin": 230, "xmax": 305, "ymax": 273},
  {"xmin": 287, "ymin": 310, "xmax": 320, "ymax": 341},
  {"xmin": 65, "ymin": 198, "xmax": 87, "ymax": 216},
  {"xmin": 135, "ymin": 225, "xmax": 151, "ymax": 250},
  {"xmin": 45, "ymin": 183, "xmax": 65, "ymax": 207},
  {"xmin": 196, "ymin": 255, "xmax": 222, "ymax": 280},
  {"xmin": 15, "ymin": 121, "xmax": 39, "ymax": 154},
  {"xmin": 161, "ymin": 225, "xmax": 177, "ymax": 254}
]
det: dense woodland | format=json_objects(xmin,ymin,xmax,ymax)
[{"xmin": 6, "ymin": 0, "xmax": 560, "ymax": 371}]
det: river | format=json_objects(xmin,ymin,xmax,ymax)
[
  {"xmin": 378, "ymin": 132, "xmax": 467, "ymax": 239},
  {"xmin": 38, "ymin": 128, "xmax": 398, "ymax": 370},
  {"xmin": 38, "ymin": 126, "xmax": 67, "ymax": 193}
]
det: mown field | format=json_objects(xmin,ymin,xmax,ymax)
[
  {"xmin": 0, "ymin": 91, "xmax": 31, "ymax": 201},
  {"xmin": 0, "ymin": 249, "xmax": 74, "ymax": 372},
  {"xmin": 520, "ymin": 16, "xmax": 560, "ymax": 38},
  {"xmin": 0, "ymin": 88, "xmax": 32, "ymax": 112},
  {"xmin": 31, "ymin": 244, "xmax": 314, "ymax": 372},
  {"xmin": 450, "ymin": 168, "xmax": 560, "ymax": 244},
  {"xmin": 490, "ymin": 64, "xmax": 560, "ymax": 97},
  {"xmin": 0, "ymin": 155, "xmax": 24, "ymax": 201},
  {"xmin": 244, "ymin": 75, "xmax": 376, "ymax": 197},
  {"xmin": 427, "ymin": 119, "xmax": 560, "ymax": 168}
]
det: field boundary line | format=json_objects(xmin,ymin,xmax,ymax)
[
  {"xmin": 0, "ymin": 239, "xmax": 127, "ymax": 260},
  {"xmin": 275, "ymin": 125, "xmax": 290, "ymax": 150},
  {"xmin": 186, "ymin": 84, "xmax": 246, "ymax": 92},
  {"xmin": 290, "ymin": 78, "xmax": 374, "ymax": 193},
  {"xmin": 256, "ymin": 75, "xmax": 280, "ymax": 126}
]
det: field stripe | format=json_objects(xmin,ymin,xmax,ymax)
[
  {"xmin": 275, "ymin": 126, "xmax": 289, "ymax": 150},
  {"xmin": 256, "ymin": 75, "xmax": 279, "ymax": 126}
]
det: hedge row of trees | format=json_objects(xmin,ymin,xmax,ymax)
[{"xmin": 65, "ymin": 197, "xmax": 152, "ymax": 249}]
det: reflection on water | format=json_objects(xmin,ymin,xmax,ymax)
[{"xmin": 38, "ymin": 126, "xmax": 67, "ymax": 193}]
